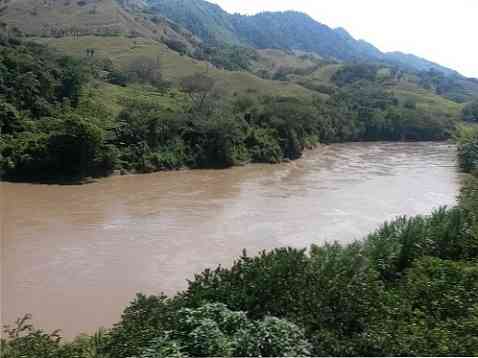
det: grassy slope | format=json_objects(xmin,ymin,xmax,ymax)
[
  {"xmin": 306, "ymin": 63, "xmax": 463, "ymax": 117},
  {"xmin": 84, "ymin": 81, "xmax": 185, "ymax": 115},
  {"xmin": 253, "ymin": 49, "xmax": 317, "ymax": 71},
  {"xmin": 37, "ymin": 36, "xmax": 314, "ymax": 99},
  {"xmin": 36, "ymin": 35, "xmax": 463, "ymax": 118},
  {"xmin": 0, "ymin": 0, "xmax": 192, "ymax": 44},
  {"xmin": 392, "ymin": 81, "xmax": 463, "ymax": 116},
  {"xmin": 0, "ymin": 0, "xmax": 470, "ymax": 119},
  {"xmin": 310, "ymin": 64, "xmax": 343, "ymax": 82}
]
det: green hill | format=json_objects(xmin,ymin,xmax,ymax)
[
  {"xmin": 35, "ymin": 35, "xmax": 466, "ymax": 118},
  {"xmin": 148, "ymin": 0, "xmax": 385, "ymax": 62},
  {"xmin": 36, "ymin": 36, "xmax": 314, "ymax": 99},
  {"xmin": 148, "ymin": 0, "xmax": 239, "ymax": 45},
  {"xmin": 0, "ymin": 0, "xmax": 194, "ymax": 44},
  {"xmin": 146, "ymin": 0, "xmax": 464, "ymax": 77},
  {"xmin": 1, "ymin": 0, "xmax": 476, "ymax": 106}
]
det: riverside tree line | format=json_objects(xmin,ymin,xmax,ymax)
[{"xmin": 0, "ymin": 36, "xmax": 458, "ymax": 181}]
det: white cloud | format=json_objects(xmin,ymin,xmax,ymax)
[{"xmin": 209, "ymin": 0, "xmax": 478, "ymax": 78}]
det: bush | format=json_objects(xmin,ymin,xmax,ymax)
[
  {"xmin": 247, "ymin": 127, "xmax": 283, "ymax": 163},
  {"xmin": 106, "ymin": 299, "xmax": 311, "ymax": 358},
  {"xmin": 127, "ymin": 57, "xmax": 163, "ymax": 86},
  {"xmin": 332, "ymin": 64, "xmax": 378, "ymax": 86},
  {"xmin": 164, "ymin": 38, "xmax": 188, "ymax": 54},
  {"xmin": 456, "ymin": 125, "xmax": 478, "ymax": 173},
  {"xmin": 367, "ymin": 257, "xmax": 478, "ymax": 356},
  {"xmin": 1, "ymin": 114, "xmax": 107, "ymax": 179},
  {"xmin": 108, "ymin": 69, "xmax": 129, "ymax": 86},
  {"xmin": 463, "ymin": 100, "xmax": 478, "ymax": 122}
]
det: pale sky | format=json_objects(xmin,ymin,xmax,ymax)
[{"xmin": 209, "ymin": 0, "xmax": 478, "ymax": 78}]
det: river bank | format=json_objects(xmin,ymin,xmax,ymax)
[{"xmin": 1, "ymin": 142, "xmax": 461, "ymax": 338}]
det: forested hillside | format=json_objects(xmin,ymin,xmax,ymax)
[
  {"xmin": 0, "ymin": 36, "xmax": 460, "ymax": 181},
  {"xmin": 0, "ymin": 0, "xmax": 475, "ymax": 183}
]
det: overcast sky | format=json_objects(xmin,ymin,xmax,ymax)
[{"xmin": 209, "ymin": 0, "xmax": 477, "ymax": 78}]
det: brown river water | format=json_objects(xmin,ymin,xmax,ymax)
[{"xmin": 1, "ymin": 142, "xmax": 462, "ymax": 338}]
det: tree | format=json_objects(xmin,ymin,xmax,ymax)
[
  {"xmin": 463, "ymin": 100, "xmax": 478, "ymax": 122},
  {"xmin": 332, "ymin": 64, "xmax": 378, "ymax": 86},
  {"xmin": 58, "ymin": 57, "xmax": 86, "ymax": 107},
  {"xmin": 164, "ymin": 39, "xmax": 188, "ymax": 54},
  {"xmin": 16, "ymin": 71, "xmax": 41, "ymax": 110},
  {"xmin": 48, "ymin": 115, "xmax": 104, "ymax": 176},
  {"xmin": 367, "ymin": 257, "xmax": 478, "ymax": 356},
  {"xmin": 180, "ymin": 73, "xmax": 216, "ymax": 115},
  {"xmin": 127, "ymin": 56, "xmax": 163, "ymax": 87},
  {"xmin": 456, "ymin": 125, "xmax": 478, "ymax": 173},
  {"xmin": 108, "ymin": 69, "xmax": 129, "ymax": 86},
  {"xmin": 128, "ymin": 303, "xmax": 312, "ymax": 358},
  {"xmin": 0, "ymin": 100, "xmax": 21, "ymax": 135},
  {"xmin": 1, "ymin": 314, "xmax": 62, "ymax": 358}
]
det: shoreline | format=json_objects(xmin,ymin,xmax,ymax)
[{"xmin": 0, "ymin": 140, "xmax": 454, "ymax": 186}]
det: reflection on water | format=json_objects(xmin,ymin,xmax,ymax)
[{"xmin": 1, "ymin": 142, "xmax": 461, "ymax": 337}]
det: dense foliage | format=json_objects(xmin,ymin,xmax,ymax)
[
  {"xmin": 324, "ymin": 81, "xmax": 454, "ymax": 141},
  {"xmin": 463, "ymin": 100, "xmax": 478, "ymax": 122},
  {"xmin": 1, "ymin": 305, "xmax": 311, "ymax": 358},
  {"xmin": 0, "ymin": 37, "xmax": 456, "ymax": 181},
  {"xmin": 456, "ymin": 125, "xmax": 478, "ymax": 241},
  {"xmin": 331, "ymin": 63, "xmax": 379, "ymax": 86},
  {"xmin": 0, "ymin": 36, "xmax": 117, "ymax": 180},
  {"xmin": 192, "ymin": 43, "xmax": 257, "ymax": 71},
  {"xmin": 456, "ymin": 125, "xmax": 478, "ymax": 173},
  {"xmin": 417, "ymin": 69, "xmax": 478, "ymax": 103},
  {"xmin": 109, "ymin": 82, "xmax": 454, "ymax": 173},
  {"xmin": 107, "ymin": 301, "xmax": 312, "ymax": 358}
]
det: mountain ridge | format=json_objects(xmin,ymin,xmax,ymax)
[
  {"xmin": 147, "ymin": 0, "xmax": 460, "ymax": 76},
  {"xmin": 0, "ymin": 0, "xmax": 466, "ymax": 77}
]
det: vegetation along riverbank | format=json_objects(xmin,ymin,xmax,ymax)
[
  {"xmin": 0, "ymin": 34, "xmax": 471, "ymax": 183},
  {"xmin": 2, "ymin": 129, "xmax": 478, "ymax": 357}
]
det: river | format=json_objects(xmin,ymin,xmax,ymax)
[{"xmin": 1, "ymin": 142, "xmax": 462, "ymax": 338}]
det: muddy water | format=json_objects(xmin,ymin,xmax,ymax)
[{"xmin": 1, "ymin": 142, "xmax": 461, "ymax": 337}]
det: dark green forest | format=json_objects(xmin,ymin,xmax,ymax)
[
  {"xmin": 0, "ymin": 37, "xmax": 456, "ymax": 182},
  {"xmin": 2, "ymin": 127, "xmax": 478, "ymax": 357}
]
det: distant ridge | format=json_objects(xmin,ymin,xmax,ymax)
[
  {"xmin": 147, "ymin": 0, "xmax": 460, "ymax": 76},
  {"xmin": 385, "ymin": 51, "xmax": 458, "ymax": 76},
  {"xmin": 0, "ymin": 0, "xmax": 466, "ymax": 77}
]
